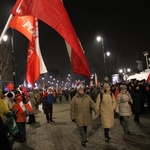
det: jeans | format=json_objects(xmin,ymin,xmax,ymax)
[
  {"xmin": 79, "ymin": 126, "xmax": 87, "ymax": 142},
  {"xmin": 17, "ymin": 122, "xmax": 26, "ymax": 141}
]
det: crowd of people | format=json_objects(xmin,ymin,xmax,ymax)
[
  {"xmin": 70, "ymin": 79, "xmax": 150, "ymax": 146},
  {"xmin": 0, "ymin": 79, "xmax": 150, "ymax": 148}
]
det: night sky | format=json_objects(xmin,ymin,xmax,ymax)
[{"xmin": 0, "ymin": 0, "xmax": 150, "ymax": 84}]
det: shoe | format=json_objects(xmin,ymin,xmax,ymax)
[
  {"xmin": 108, "ymin": 136, "xmax": 111, "ymax": 139},
  {"xmin": 135, "ymin": 122, "xmax": 141, "ymax": 125},
  {"xmin": 50, "ymin": 120, "xmax": 55, "ymax": 122},
  {"xmin": 47, "ymin": 120, "xmax": 50, "ymax": 123},
  {"xmin": 85, "ymin": 139, "xmax": 89, "ymax": 142},
  {"xmin": 81, "ymin": 142, "xmax": 86, "ymax": 146},
  {"xmin": 120, "ymin": 122, "xmax": 124, "ymax": 127},
  {"xmin": 105, "ymin": 138, "xmax": 109, "ymax": 142}
]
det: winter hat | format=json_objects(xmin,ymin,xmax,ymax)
[
  {"xmin": 77, "ymin": 85, "xmax": 84, "ymax": 91},
  {"xmin": 7, "ymin": 92, "xmax": 15, "ymax": 99},
  {"xmin": 120, "ymin": 85, "xmax": 127, "ymax": 90},
  {"xmin": 103, "ymin": 83, "xmax": 110, "ymax": 90},
  {"xmin": 28, "ymin": 92, "xmax": 34, "ymax": 98},
  {"xmin": 15, "ymin": 95, "xmax": 23, "ymax": 103}
]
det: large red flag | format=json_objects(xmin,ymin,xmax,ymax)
[
  {"xmin": 11, "ymin": 0, "xmax": 91, "ymax": 78},
  {"xmin": 9, "ymin": 16, "xmax": 47, "ymax": 86}
]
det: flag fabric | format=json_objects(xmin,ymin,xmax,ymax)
[
  {"xmin": 19, "ymin": 101, "xmax": 26, "ymax": 113},
  {"xmin": 89, "ymin": 80, "xmax": 94, "ymax": 88},
  {"xmin": 22, "ymin": 80, "xmax": 28, "ymax": 98},
  {"xmin": 9, "ymin": 16, "xmax": 47, "ymax": 86},
  {"xmin": 25, "ymin": 101, "xmax": 33, "ymax": 113},
  {"xmin": 75, "ymin": 80, "xmax": 81, "ymax": 87},
  {"xmin": 11, "ymin": 0, "xmax": 90, "ymax": 78},
  {"xmin": 9, "ymin": 15, "xmax": 34, "ymax": 41}
]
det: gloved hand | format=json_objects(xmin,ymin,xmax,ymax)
[
  {"xmin": 115, "ymin": 112, "xmax": 119, "ymax": 116},
  {"xmin": 72, "ymin": 119, "xmax": 76, "ymax": 122}
]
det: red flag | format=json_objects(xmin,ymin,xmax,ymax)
[
  {"xmin": 9, "ymin": 15, "xmax": 34, "ymax": 41},
  {"xmin": 22, "ymin": 80, "xmax": 28, "ymax": 98},
  {"xmin": 25, "ymin": 101, "xmax": 33, "ymax": 113},
  {"xmin": 75, "ymin": 80, "xmax": 81, "ymax": 87},
  {"xmin": 11, "ymin": 0, "xmax": 90, "ymax": 78},
  {"xmin": 9, "ymin": 16, "xmax": 47, "ymax": 86},
  {"xmin": 19, "ymin": 101, "xmax": 26, "ymax": 113}
]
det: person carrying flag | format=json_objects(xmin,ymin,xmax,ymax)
[{"xmin": 12, "ymin": 94, "xmax": 27, "ymax": 142}]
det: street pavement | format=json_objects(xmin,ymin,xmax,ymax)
[{"xmin": 12, "ymin": 99, "xmax": 150, "ymax": 150}]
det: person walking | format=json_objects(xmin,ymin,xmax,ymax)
[
  {"xmin": 116, "ymin": 85, "xmax": 133, "ymax": 135},
  {"xmin": 43, "ymin": 88, "xmax": 55, "ymax": 123},
  {"xmin": 96, "ymin": 83, "xmax": 116, "ymax": 142},
  {"xmin": 70, "ymin": 85, "xmax": 99, "ymax": 147},
  {"xmin": 12, "ymin": 94, "xmax": 27, "ymax": 142},
  {"xmin": 130, "ymin": 84, "xmax": 143, "ymax": 124},
  {"xmin": 27, "ymin": 92, "xmax": 37, "ymax": 124}
]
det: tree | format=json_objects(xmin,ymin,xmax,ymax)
[{"xmin": 0, "ymin": 45, "xmax": 13, "ymax": 81}]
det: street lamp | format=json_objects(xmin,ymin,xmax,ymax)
[
  {"xmin": 3, "ymin": 35, "xmax": 8, "ymax": 42},
  {"xmin": 119, "ymin": 68, "xmax": 131, "ymax": 81},
  {"xmin": 96, "ymin": 36, "xmax": 107, "ymax": 76},
  {"xmin": 119, "ymin": 69, "xmax": 123, "ymax": 73},
  {"xmin": 106, "ymin": 51, "xmax": 110, "ymax": 57}
]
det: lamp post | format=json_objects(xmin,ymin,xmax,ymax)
[
  {"xmin": 119, "ymin": 68, "xmax": 131, "ymax": 81},
  {"xmin": 96, "ymin": 36, "xmax": 107, "ymax": 77}
]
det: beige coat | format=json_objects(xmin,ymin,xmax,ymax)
[
  {"xmin": 116, "ymin": 91, "xmax": 133, "ymax": 116},
  {"xmin": 96, "ymin": 92, "xmax": 116, "ymax": 128},
  {"xmin": 27, "ymin": 92, "xmax": 37, "ymax": 115},
  {"xmin": 70, "ymin": 93, "xmax": 99, "ymax": 127}
]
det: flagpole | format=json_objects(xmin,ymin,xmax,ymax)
[
  {"xmin": 11, "ymin": 28, "xmax": 16, "ymax": 88},
  {"xmin": 0, "ymin": 14, "xmax": 13, "ymax": 44}
]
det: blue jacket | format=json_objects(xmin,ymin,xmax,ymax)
[{"xmin": 44, "ymin": 93, "xmax": 55, "ymax": 104}]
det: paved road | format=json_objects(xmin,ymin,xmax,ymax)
[{"xmin": 13, "ymin": 102, "xmax": 150, "ymax": 150}]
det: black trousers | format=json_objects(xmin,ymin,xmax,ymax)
[
  {"xmin": 79, "ymin": 126, "xmax": 87, "ymax": 142},
  {"xmin": 28, "ymin": 114, "xmax": 36, "ymax": 123},
  {"xmin": 134, "ymin": 113, "xmax": 140, "ymax": 123},
  {"xmin": 104, "ymin": 128, "xmax": 110, "ymax": 138},
  {"xmin": 45, "ymin": 104, "xmax": 53, "ymax": 121}
]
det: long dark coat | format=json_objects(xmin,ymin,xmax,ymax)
[{"xmin": 130, "ymin": 90, "xmax": 142, "ymax": 113}]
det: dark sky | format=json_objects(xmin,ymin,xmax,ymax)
[{"xmin": 0, "ymin": 0, "xmax": 150, "ymax": 83}]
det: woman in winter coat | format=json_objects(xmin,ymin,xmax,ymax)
[
  {"xmin": 27, "ymin": 92, "xmax": 37, "ymax": 124},
  {"xmin": 116, "ymin": 85, "xmax": 133, "ymax": 135},
  {"xmin": 0, "ymin": 89, "xmax": 12, "ymax": 150},
  {"xmin": 96, "ymin": 83, "xmax": 116, "ymax": 142},
  {"xmin": 130, "ymin": 85, "xmax": 143, "ymax": 124},
  {"xmin": 70, "ymin": 85, "xmax": 99, "ymax": 147},
  {"xmin": 12, "ymin": 95, "xmax": 26, "ymax": 142}
]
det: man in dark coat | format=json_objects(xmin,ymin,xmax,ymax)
[{"xmin": 43, "ymin": 88, "xmax": 55, "ymax": 123}]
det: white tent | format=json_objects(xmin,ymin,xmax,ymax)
[{"xmin": 127, "ymin": 72, "xmax": 150, "ymax": 81}]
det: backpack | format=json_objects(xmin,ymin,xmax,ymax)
[{"xmin": 100, "ymin": 92, "xmax": 113, "ymax": 103}]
